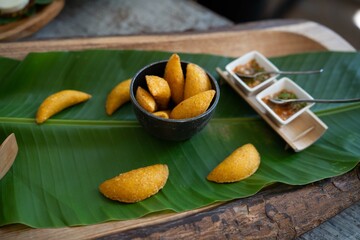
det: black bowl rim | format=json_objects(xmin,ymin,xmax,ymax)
[{"xmin": 130, "ymin": 60, "xmax": 220, "ymax": 123}]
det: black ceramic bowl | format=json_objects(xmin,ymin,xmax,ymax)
[{"xmin": 130, "ymin": 60, "xmax": 220, "ymax": 141}]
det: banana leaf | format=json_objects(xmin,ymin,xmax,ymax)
[
  {"xmin": 0, "ymin": 57, "xmax": 20, "ymax": 79},
  {"xmin": 0, "ymin": 50, "xmax": 359, "ymax": 228},
  {"xmin": 35, "ymin": 0, "xmax": 54, "ymax": 4}
]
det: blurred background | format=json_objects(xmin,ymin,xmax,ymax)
[{"xmin": 197, "ymin": 0, "xmax": 360, "ymax": 49}]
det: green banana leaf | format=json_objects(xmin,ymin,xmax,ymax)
[
  {"xmin": 0, "ymin": 50, "xmax": 359, "ymax": 228},
  {"xmin": 35, "ymin": 0, "xmax": 54, "ymax": 4},
  {"xmin": 0, "ymin": 57, "xmax": 20, "ymax": 79}
]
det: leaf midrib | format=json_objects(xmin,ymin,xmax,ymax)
[{"xmin": 1, "ymin": 102, "xmax": 359, "ymax": 126}]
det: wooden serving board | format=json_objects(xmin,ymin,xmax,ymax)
[
  {"xmin": 0, "ymin": 26, "xmax": 327, "ymax": 60},
  {"xmin": 0, "ymin": 22, "xmax": 359, "ymax": 239}
]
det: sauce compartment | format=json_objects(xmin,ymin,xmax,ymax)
[
  {"xmin": 225, "ymin": 51, "xmax": 279, "ymax": 96},
  {"xmin": 255, "ymin": 77, "xmax": 315, "ymax": 126}
]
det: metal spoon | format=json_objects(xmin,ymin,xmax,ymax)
[
  {"xmin": 269, "ymin": 97, "xmax": 360, "ymax": 105},
  {"xmin": 235, "ymin": 69, "xmax": 323, "ymax": 79}
]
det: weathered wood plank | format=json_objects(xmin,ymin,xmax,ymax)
[
  {"xmin": 0, "ymin": 30, "xmax": 327, "ymax": 60},
  {"xmin": 98, "ymin": 167, "xmax": 360, "ymax": 239}
]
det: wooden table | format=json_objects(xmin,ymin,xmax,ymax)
[{"xmin": 0, "ymin": 20, "xmax": 359, "ymax": 239}]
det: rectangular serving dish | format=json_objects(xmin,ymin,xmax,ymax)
[{"xmin": 216, "ymin": 68, "xmax": 328, "ymax": 152}]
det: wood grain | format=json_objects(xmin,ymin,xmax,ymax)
[
  {"xmin": 0, "ymin": 0, "xmax": 64, "ymax": 41},
  {"xmin": 0, "ymin": 30, "xmax": 327, "ymax": 60},
  {"xmin": 0, "ymin": 23, "xmax": 358, "ymax": 239}
]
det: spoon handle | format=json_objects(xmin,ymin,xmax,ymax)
[
  {"xmin": 236, "ymin": 69, "xmax": 323, "ymax": 78},
  {"xmin": 273, "ymin": 69, "xmax": 324, "ymax": 76},
  {"xmin": 272, "ymin": 97, "xmax": 360, "ymax": 104}
]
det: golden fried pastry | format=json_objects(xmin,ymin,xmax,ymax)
[
  {"xmin": 183, "ymin": 63, "xmax": 212, "ymax": 100},
  {"xmin": 36, "ymin": 90, "xmax": 91, "ymax": 124},
  {"xmin": 153, "ymin": 110, "xmax": 171, "ymax": 119},
  {"xmin": 207, "ymin": 144, "xmax": 260, "ymax": 183},
  {"xmin": 99, "ymin": 164, "xmax": 169, "ymax": 203},
  {"xmin": 146, "ymin": 75, "xmax": 171, "ymax": 110},
  {"xmin": 105, "ymin": 78, "xmax": 131, "ymax": 115},
  {"xmin": 170, "ymin": 90, "xmax": 215, "ymax": 119},
  {"xmin": 164, "ymin": 53, "xmax": 185, "ymax": 104},
  {"xmin": 136, "ymin": 86, "xmax": 157, "ymax": 113}
]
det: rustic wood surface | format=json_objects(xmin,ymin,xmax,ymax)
[
  {"xmin": 0, "ymin": 20, "xmax": 354, "ymax": 60},
  {"xmin": 0, "ymin": 27, "xmax": 329, "ymax": 60},
  {"xmin": 0, "ymin": 0, "xmax": 64, "ymax": 41},
  {"xmin": 0, "ymin": 21, "xmax": 358, "ymax": 239}
]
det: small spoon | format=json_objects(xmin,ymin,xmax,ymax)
[
  {"xmin": 235, "ymin": 69, "xmax": 323, "ymax": 79},
  {"xmin": 269, "ymin": 97, "xmax": 360, "ymax": 105},
  {"xmin": 0, "ymin": 133, "xmax": 18, "ymax": 180}
]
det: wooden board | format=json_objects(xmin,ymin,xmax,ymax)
[
  {"xmin": 0, "ymin": 28, "xmax": 327, "ymax": 60},
  {"xmin": 0, "ymin": 0, "xmax": 64, "ymax": 41},
  {"xmin": 0, "ymin": 23, "xmax": 359, "ymax": 239}
]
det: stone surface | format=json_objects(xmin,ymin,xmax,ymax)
[{"xmin": 23, "ymin": 0, "xmax": 233, "ymax": 40}]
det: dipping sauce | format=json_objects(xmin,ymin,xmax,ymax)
[
  {"xmin": 233, "ymin": 59, "xmax": 271, "ymax": 88},
  {"xmin": 262, "ymin": 90, "xmax": 307, "ymax": 120}
]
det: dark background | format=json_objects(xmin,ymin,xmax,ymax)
[{"xmin": 197, "ymin": 0, "xmax": 360, "ymax": 49}]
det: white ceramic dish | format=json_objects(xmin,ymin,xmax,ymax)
[
  {"xmin": 225, "ymin": 51, "xmax": 279, "ymax": 95},
  {"xmin": 216, "ymin": 68, "xmax": 327, "ymax": 152},
  {"xmin": 256, "ymin": 77, "xmax": 315, "ymax": 126}
]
